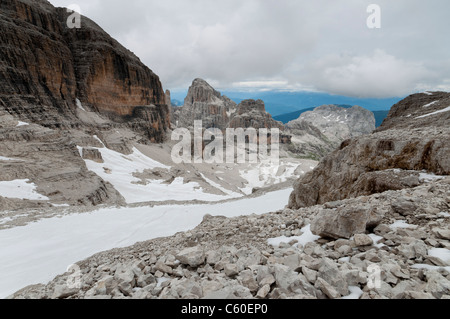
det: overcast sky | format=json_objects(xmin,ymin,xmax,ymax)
[{"xmin": 49, "ymin": 0, "xmax": 450, "ymax": 98}]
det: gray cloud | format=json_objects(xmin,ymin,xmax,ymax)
[{"xmin": 49, "ymin": 0, "xmax": 450, "ymax": 97}]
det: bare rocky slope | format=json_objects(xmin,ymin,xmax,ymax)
[
  {"xmin": 285, "ymin": 104, "xmax": 375, "ymax": 160},
  {"xmin": 11, "ymin": 93, "xmax": 450, "ymax": 299},
  {"xmin": 11, "ymin": 176, "xmax": 449, "ymax": 299},
  {"xmin": 288, "ymin": 92, "xmax": 450, "ymax": 209}
]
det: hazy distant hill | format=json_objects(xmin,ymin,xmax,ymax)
[
  {"xmin": 273, "ymin": 108, "xmax": 315, "ymax": 123},
  {"xmin": 170, "ymin": 90, "xmax": 399, "ymax": 127},
  {"xmin": 220, "ymin": 91, "xmax": 402, "ymax": 116},
  {"xmin": 275, "ymin": 107, "xmax": 390, "ymax": 128},
  {"xmin": 274, "ymin": 105, "xmax": 352, "ymax": 124}
]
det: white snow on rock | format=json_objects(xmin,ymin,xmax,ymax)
[
  {"xmin": 199, "ymin": 173, "xmax": 242, "ymax": 198},
  {"xmin": 79, "ymin": 145, "xmax": 240, "ymax": 204},
  {"xmin": 0, "ymin": 188, "xmax": 292, "ymax": 298},
  {"xmin": 428, "ymin": 248, "xmax": 450, "ymax": 263},
  {"xmin": 341, "ymin": 286, "xmax": 364, "ymax": 300},
  {"xmin": 75, "ymin": 98, "xmax": 87, "ymax": 112},
  {"xmin": 267, "ymin": 224, "xmax": 320, "ymax": 248},
  {"xmin": 368, "ymin": 234, "xmax": 385, "ymax": 248},
  {"xmin": 0, "ymin": 156, "xmax": 23, "ymax": 162},
  {"xmin": 239, "ymin": 161, "xmax": 299, "ymax": 195},
  {"xmin": 93, "ymin": 135, "xmax": 105, "ymax": 147},
  {"xmin": 416, "ymin": 106, "xmax": 450, "ymax": 119},
  {"xmin": 338, "ymin": 257, "xmax": 350, "ymax": 263},
  {"xmin": 16, "ymin": 121, "xmax": 29, "ymax": 127},
  {"xmin": 156, "ymin": 277, "xmax": 171, "ymax": 288},
  {"xmin": 0, "ymin": 179, "xmax": 49, "ymax": 201},
  {"xmin": 419, "ymin": 173, "xmax": 445, "ymax": 183},
  {"xmin": 412, "ymin": 264, "xmax": 450, "ymax": 272},
  {"xmin": 389, "ymin": 220, "xmax": 417, "ymax": 230},
  {"xmin": 423, "ymin": 101, "xmax": 439, "ymax": 108},
  {"xmin": 51, "ymin": 203, "xmax": 70, "ymax": 208}
]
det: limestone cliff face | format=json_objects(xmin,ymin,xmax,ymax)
[
  {"xmin": 58, "ymin": 8, "xmax": 166, "ymax": 116},
  {"xmin": 0, "ymin": 0, "xmax": 169, "ymax": 140},
  {"xmin": 177, "ymin": 78, "xmax": 237, "ymax": 130},
  {"xmin": 288, "ymin": 92, "xmax": 450, "ymax": 209},
  {"xmin": 0, "ymin": 0, "xmax": 77, "ymax": 127}
]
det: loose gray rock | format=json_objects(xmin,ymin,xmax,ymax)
[
  {"xmin": 51, "ymin": 284, "xmax": 78, "ymax": 299},
  {"xmin": 224, "ymin": 264, "xmax": 239, "ymax": 278},
  {"xmin": 354, "ymin": 234, "xmax": 374, "ymax": 247},
  {"xmin": 176, "ymin": 246, "xmax": 205, "ymax": 268},
  {"xmin": 311, "ymin": 207, "xmax": 370, "ymax": 240},
  {"xmin": 256, "ymin": 284, "xmax": 271, "ymax": 299},
  {"xmin": 316, "ymin": 277, "xmax": 341, "ymax": 299},
  {"xmin": 317, "ymin": 258, "xmax": 349, "ymax": 296}
]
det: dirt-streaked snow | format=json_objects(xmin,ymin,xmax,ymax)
[
  {"xmin": 0, "ymin": 188, "xmax": 292, "ymax": 298},
  {"xmin": 423, "ymin": 101, "xmax": 439, "ymax": 108},
  {"xmin": 389, "ymin": 220, "xmax": 417, "ymax": 229},
  {"xmin": 16, "ymin": 121, "xmax": 29, "ymax": 127},
  {"xmin": 428, "ymin": 248, "xmax": 450, "ymax": 263},
  {"xmin": 0, "ymin": 179, "xmax": 49, "ymax": 201},
  {"xmin": 267, "ymin": 225, "xmax": 320, "ymax": 247},
  {"xmin": 78, "ymin": 145, "xmax": 239, "ymax": 204},
  {"xmin": 239, "ymin": 161, "xmax": 300, "ymax": 195},
  {"xmin": 0, "ymin": 156, "xmax": 21, "ymax": 161}
]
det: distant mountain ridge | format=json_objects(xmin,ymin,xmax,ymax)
[
  {"xmin": 275, "ymin": 108, "xmax": 391, "ymax": 128},
  {"xmin": 221, "ymin": 91, "xmax": 402, "ymax": 116},
  {"xmin": 171, "ymin": 79, "xmax": 282, "ymax": 131},
  {"xmin": 170, "ymin": 90, "xmax": 403, "ymax": 124}
]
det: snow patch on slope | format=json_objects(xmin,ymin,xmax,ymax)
[
  {"xmin": 416, "ymin": 106, "xmax": 450, "ymax": 119},
  {"xmin": 0, "ymin": 188, "xmax": 292, "ymax": 298},
  {"xmin": 79, "ymin": 144, "xmax": 239, "ymax": 204},
  {"xmin": 0, "ymin": 179, "xmax": 49, "ymax": 201},
  {"xmin": 267, "ymin": 225, "xmax": 320, "ymax": 248}
]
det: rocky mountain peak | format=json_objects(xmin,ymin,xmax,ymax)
[
  {"xmin": 174, "ymin": 80, "xmax": 285, "ymax": 131},
  {"xmin": 184, "ymin": 78, "xmax": 223, "ymax": 105},
  {"xmin": 235, "ymin": 99, "xmax": 266, "ymax": 115},
  {"xmin": 229, "ymin": 99, "xmax": 284, "ymax": 130},
  {"xmin": 294, "ymin": 104, "xmax": 375, "ymax": 138},
  {"xmin": 284, "ymin": 104, "xmax": 375, "ymax": 160}
]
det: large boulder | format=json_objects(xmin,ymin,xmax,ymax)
[{"xmin": 310, "ymin": 207, "xmax": 370, "ymax": 239}]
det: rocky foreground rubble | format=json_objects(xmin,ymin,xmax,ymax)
[{"xmin": 11, "ymin": 177, "xmax": 450, "ymax": 299}]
